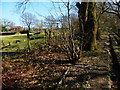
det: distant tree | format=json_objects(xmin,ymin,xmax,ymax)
[
  {"xmin": 20, "ymin": 12, "xmax": 37, "ymax": 50},
  {"xmin": 20, "ymin": 12, "xmax": 37, "ymax": 31},
  {"xmin": 96, "ymin": 1, "xmax": 120, "ymax": 35},
  {"xmin": 0, "ymin": 18, "xmax": 15, "ymax": 32},
  {"xmin": 99, "ymin": 12, "xmax": 120, "ymax": 32},
  {"xmin": 44, "ymin": 15, "xmax": 57, "ymax": 29},
  {"xmin": 58, "ymin": 15, "xmax": 69, "ymax": 29},
  {"xmin": 35, "ymin": 20, "xmax": 43, "ymax": 31},
  {"xmin": 102, "ymin": 0, "xmax": 120, "ymax": 19},
  {"xmin": 95, "ymin": 1, "xmax": 120, "ymax": 39}
]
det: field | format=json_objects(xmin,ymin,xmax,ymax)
[{"xmin": 0, "ymin": 32, "xmax": 45, "ymax": 52}]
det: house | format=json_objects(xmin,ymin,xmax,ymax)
[{"xmin": 9, "ymin": 26, "xmax": 24, "ymax": 31}]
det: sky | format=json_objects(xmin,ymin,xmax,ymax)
[
  {"xmin": 0, "ymin": 1, "xmax": 71, "ymax": 27},
  {"xmin": 1, "ymin": 0, "xmax": 117, "ymax": 27}
]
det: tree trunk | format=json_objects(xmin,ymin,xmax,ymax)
[
  {"xmin": 84, "ymin": 2, "xmax": 97, "ymax": 51},
  {"xmin": 27, "ymin": 26, "xmax": 30, "ymax": 51},
  {"xmin": 76, "ymin": 2, "xmax": 89, "ymax": 37},
  {"xmin": 76, "ymin": 2, "xmax": 97, "ymax": 51}
]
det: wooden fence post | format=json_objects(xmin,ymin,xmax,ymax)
[
  {"xmin": 2, "ymin": 43, "xmax": 5, "ymax": 46},
  {"xmin": 8, "ymin": 42, "xmax": 11, "ymax": 46}
]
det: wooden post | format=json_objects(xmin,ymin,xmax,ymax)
[
  {"xmin": 26, "ymin": 30, "xmax": 30, "ymax": 51},
  {"xmin": 8, "ymin": 42, "xmax": 11, "ymax": 46},
  {"xmin": 2, "ymin": 43, "xmax": 5, "ymax": 46},
  {"xmin": 45, "ymin": 29, "xmax": 48, "ymax": 44},
  {"xmin": 2, "ymin": 40, "xmax": 5, "ymax": 46}
]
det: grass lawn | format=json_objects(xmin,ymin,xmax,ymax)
[
  {"xmin": 1, "ymin": 34, "xmax": 27, "ymax": 44},
  {"xmin": 0, "ymin": 33, "xmax": 45, "ymax": 52}
]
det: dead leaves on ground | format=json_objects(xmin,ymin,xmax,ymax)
[{"xmin": 2, "ymin": 51, "xmax": 111, "ymax": 89}]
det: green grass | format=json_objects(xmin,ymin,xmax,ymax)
[
  {"xmin": 115, "ymin": 49, "xmax": 120, "ymax": 52},
  {"xmin": 84, "ymin": 51, "xmax": 99, "ymax": 57},
  {"xmin": 1, "ymin": 34, "xmax": 27, "ymax": 44},
  {"xmin": 1, "ymin": 33, "xmax": 45, "ymax": 52},
  {"xmin": 1, "ymin": 41, "xmax": 28, "ymax": 52},
  {"xmin": 30, "ymin": 33, "xmax": 44, "ymax": 39}
]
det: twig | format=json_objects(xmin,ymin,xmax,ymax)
[{"xmin": 56, "ymin": 67, "xmax": 70, "ymax": 89}]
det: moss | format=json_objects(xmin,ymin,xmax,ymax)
[
  {"xmin": 115, "ymin": 49, "xmax": 120, "ymax": 52},
  {"xmin": 84, "ymin": 2, "xmax": 97, "ymax": 51},
  {"xmin": 84, "ymin": 51, "xmax": 99, "ymax": 57}
]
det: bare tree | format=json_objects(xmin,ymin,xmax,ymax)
[
  {"xmin": 20, "ymin": 12, "xmax": 36, "ymax": 30},
  {"xmin": 0, "ymin": 18, "xmax": 14, "ymax": 26},
  {"xmin": 35, "ymin": 20, "xmax": 43, "ymax": 31},
  {"xmin": 16, "ymin": 0, "xmax": 81, "ymax": 63},
  {"xmin": 20, "ymin": 12, "xmax": 37, "ymax": 50},
  {"xmin": 45, "ymin": 15, "xmax": 57, "ymax": 29},
  {"xmin": 102, "ymin": 0, "xmax": 120, "ymax": 19},
  {"xmin": 0, "ymin": 18, "xmax": 15, "ymax": 32},
  {"xmin": 47, "ymin": 1, "xmax": 81, "ymax": 63}
]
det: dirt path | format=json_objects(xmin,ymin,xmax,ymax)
[{"xmin": 54, "ymin": 32, "xmax": 119, "ymax": 89}]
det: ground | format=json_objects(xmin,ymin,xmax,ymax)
[{"xmin": 1, "ymin": 32, "xmax": 120, "ymax": 89}]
